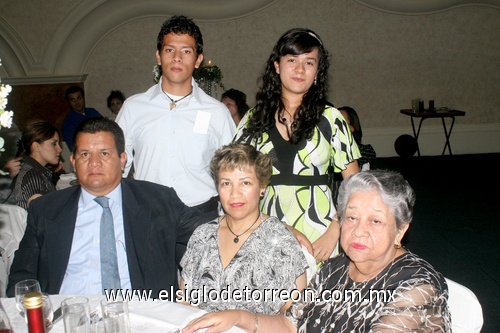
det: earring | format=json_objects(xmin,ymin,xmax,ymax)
[
  {"xmin": 260, "ymin": 191, "xmax": 265, "ymax": 197},
  {"xmin": 394, "ymin": 243, "xmax": 401, "ymax": 249},
  {"xmin": 314, "ymin": 78, "xmax": 317, "ymax": 85}
]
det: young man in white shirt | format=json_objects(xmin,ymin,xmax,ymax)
[{"xmin": 116, "ymin": 15, "xmax": 235, "ymax": 217}]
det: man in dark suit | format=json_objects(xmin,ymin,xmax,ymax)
[{"xmin": 7, "ymin": 117, "xmax": 211, "ymax": 298}]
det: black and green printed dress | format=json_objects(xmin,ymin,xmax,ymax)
[{"xmin": 234, "ymin": 105, "xmax": 360, "ymax": 245}]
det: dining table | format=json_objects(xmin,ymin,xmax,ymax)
[
  {"xmin": 1, "ymin": 294, "xmax": 244, "ymax": 333},
  {"xmin": 55, "ymin": 173, "xmax": 78, "ymax": 191}
]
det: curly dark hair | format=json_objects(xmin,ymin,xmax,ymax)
[
  {"xmin": 156, "ymin": 15, "xmax": 203, "ymax": 55},
  {"xmin": 106, "ymin": 90, "xmax": 126, "ymax": 109},
  {"xmin": 240, "ymin": 28, "xmax": 330, "ymax": 145}
]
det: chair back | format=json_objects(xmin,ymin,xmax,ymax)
[
  {"xmin": 445, "ymin": 277, "xmax": 483, "ymax": 333},
  {"xmin": 0, "ymin": 204, "xmax": 27, "ymax": 296}
]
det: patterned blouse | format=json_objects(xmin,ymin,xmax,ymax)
[
  {"xmin": 287, "ymin": 252, "xmax": 451, "ymax": 332},
  {"xmin": 180, "ymin": 216, "xmax": 308, "ymax": 314},
  {"xmin": 12, "ymin": 156, "xmax": 56, "ymax": 209},
  {"xmin": 234, "ymin": 106, "xmax": 360, "ymax": 243}
]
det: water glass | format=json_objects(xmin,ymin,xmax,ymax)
[
  {"xmin": 14, "ymin": 279, "xmax": 41, "ymax": 317},
  {"xmin": 93, "ymin": 318, "xmax": 118, "ymax": 333},
  {"xmin": 61, "ymin": 296, "xmax": 91, "ymax": 333},
  {"xmin": 100, "ymin": 300, "xmax": 130, "ymax": 333}
]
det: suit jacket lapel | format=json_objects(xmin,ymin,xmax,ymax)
[
  {"xmin": 121, "ymin": 180, "xmax": 151, "ymax": 290},
  {"xmin": 45, "ymin": 187, "xmax": 80, "ymax": 292}
]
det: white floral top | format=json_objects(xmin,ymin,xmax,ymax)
[
  {"xmin": 180, "ymin": 216, "xmax": 307, "ymax": 314},
  {"xmin": 288, "ymin": 252, "xmax": 451, "ymax": 332}
]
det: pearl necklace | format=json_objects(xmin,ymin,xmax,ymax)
[
  {"xmin": 224, "ymin": 214, "xmax": 261, "ymax": 243},
  {"xmin": 163, "ymin": 89, "xmax": 192, "ymax": 110}
]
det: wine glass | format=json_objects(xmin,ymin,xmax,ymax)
[
  {"xmin": 14, "ymin": 279, "xmax": 41, "ymax": 317},
  {"xmin": 41, "ymin": 293, "xmax": 54, "ymax": 328}
]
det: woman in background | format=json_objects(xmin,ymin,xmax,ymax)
[
  {"xmin": 221, "ymin": 89, "xmax": 250, "ymax": 125},
  {"xmin": 234, "ymin": 28, "xmax": 360, "ymax": 262},
  {"xmin": 106, "ymin": 90, "xmax": 126, "ymax": 116},
  {"xmin": 338, "ymin": 106, "xmax": 376, "ymax": 171},
  {"xmin": 12, "ymin": 120, "xmax": 63, "ymax": 209},
  {"xmin": 180, "ymin": 143, "xmax": 307, "ymax": 315}
]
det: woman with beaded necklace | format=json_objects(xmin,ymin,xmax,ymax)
[{"xmin": 180, "ymin": 143, "xmax": 307, "ymax": 315}]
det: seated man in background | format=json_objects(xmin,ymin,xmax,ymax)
[
  {"xmin": 62, "ymin": 85, "xmax": 102, "ymax": 151},
  {"xmin": 7, "ymin": 117, "xmax": 208, "ymax": 298}
]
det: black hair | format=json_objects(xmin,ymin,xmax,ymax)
[
  {"xmin": 65, "ymin": 85, "xmax": 84, "ymax": 101},
  {"xmin": 338, "ymin": 106, "xmax": 363, "ymax": 145},
  {"xmin": 240, "ymin": 28, "xmax": 330, "ymax": 144},
  {"xmin": 221, "ymin": 89, "xmax": 250, "ymax": 119},
  {"xmin": 156, "ymin": 15, "xmax": 203, "ymax": 55},
  {"xmin": 106, "ymin": 90, "xmax": 126, "ymax": 108},
  {"xmin": 72, "ymin": 117, "xmax": 124, "ymax": 155}
]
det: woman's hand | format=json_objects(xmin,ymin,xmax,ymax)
[
  {"xmin": 183, "ymin": 310, "xmax": 296, "ymax": 333},
  {"xmin": 312, "ymin": 221, "xmax": 340, "ymax": 263},
  {"xmin": 4, "ymin": 157, "xmax": 22, "ymax": 178},
  {"xmin": 27, "ymin": 194, "xmax": 42, "ymax": 207},
  {"xmin": 182, "ymin": 310, "xmax": 241, "ymax": 333},
  {"xmin": 53, "ymin": 160, "xmax": 65, "ymax": 173},
  {"xmin": 341, "ymin": 160, "xmax": 360, "ymax": 179}
]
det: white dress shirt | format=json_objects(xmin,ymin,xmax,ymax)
[
  {"xmin": 59, "ymin": 185, "xmax": 131, "ymax": 294},
  {"xmin": 116, "ymin": 78, "xmax": 235, "ymax": 207}
]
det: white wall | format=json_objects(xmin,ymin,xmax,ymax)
[{"xmin": 1, "ymin": 0, "xmax": 499, "ymax": 157}]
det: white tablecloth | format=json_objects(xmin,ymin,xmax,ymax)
[
  {"xmin": 1, "ymin": 295, "xmax": 244, "ymax": 333},
  {"xmin": 55, "ymin": 173, "xmax": 78, "ymax": 191}
]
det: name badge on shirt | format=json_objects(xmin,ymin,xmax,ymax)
[{"xmin": 193, "ymin": 111, "xmax": 211, "ymax": 134}]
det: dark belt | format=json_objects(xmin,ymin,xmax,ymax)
[
  {"xmin": 269, "ymin": 174, "xmax": 329, "ymax": 186},
  {"xmin": 192, "ymin": 196, "xmax": 219, "ymax": 213}
]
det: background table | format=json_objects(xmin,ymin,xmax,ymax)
[
  {"xmin": 400, "ymin": 109, "xmax": 466, "ymax": 156},
  {"xmin": 1, "ymin": 295, "xmax": 244, "ymax": 333}
]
